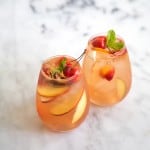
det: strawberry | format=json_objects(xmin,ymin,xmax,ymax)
[{"xmin": 92, "ymin": 36, "xmax": 106, "ymax": 49}]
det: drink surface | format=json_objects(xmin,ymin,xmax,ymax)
[
  {"xmin": 83, "ymin": 32, "xmax": 132, "ymax": 106},
  {"xmin": 36, "ymin": 56, "xmax": 89, "ymax": 131}
]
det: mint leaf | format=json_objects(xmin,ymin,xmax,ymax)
[
  {"xmin": 58, "ymin": 57, "xmax": 67, "ymax": 72},
  {"xmin": 106, "ymin": 30, "xmax": 116, "ymax": 47},
  {"xmin": 51, "ymin": 68, "xmax": 61, "ymax": 78},
  {"xmin": 50, "ymin": 58, "xmax": 66, "ymax": 75},
  {"xmin": 106, "ymin": 29, "xmax": 124, "ymax": 52},
  {"xmin": 109, "ymin": 42, "xmax": 124, "ymax": 51},
  {"xmin": 50, "ymin": 58, "xmax": 67, "ymax": 78}
]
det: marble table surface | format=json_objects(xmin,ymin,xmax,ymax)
[{"xmin": 0, "ymin": 0, "xmax": 150, "ymax": 150}]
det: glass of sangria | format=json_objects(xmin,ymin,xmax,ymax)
[
  {"xmin": 36, "ymin": 55, "xmax": 89, "ymax": 131},
  {"xmin": 83, "ymin": 30, "xmax": 132, "ymax": 106}
]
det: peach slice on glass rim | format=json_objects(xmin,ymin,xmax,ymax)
[
  {"xmin": 92, "ymin": 47, "xmax": 110, "ymax": 54},
  {"xmin": 37, "ymin": 85, "xmax": 69, "ymax": 97},
  {"xmin": 72, "ymin": 91, "xmax": 87, "ymax": 123}
]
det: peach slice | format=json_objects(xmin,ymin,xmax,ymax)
[
  {"xmin": 72, "ymin": 91, "xmax": 87, "ymax": 124},
  {"xmin": 40, "ymin": 96, "xmax": 55, "ymax": 103},
  {"xmin": 49, "ymin": 88, "xmax": 83, "ymax": 115},
  {"xmin": 37, "ymin": 85, "xmax": 69, "ymax": 97},
  {"xmin": 116, "ymin": 78, "xmax": 126, "ymax": 99},
  {"xmin": 92, "ymin": 47, "xmax": 110, "ymax": 53}
]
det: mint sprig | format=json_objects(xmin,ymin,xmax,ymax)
[
  {"xmin": 58, "ymin": 57, "xmax": 67, "ymax": 72},
  {"xmin": 51, "ymin": 57, "xmax": 67, "ymax": 78},
  {"xmin": 106, "ymin": 30, "xmax": 124, "ymax": 52}
]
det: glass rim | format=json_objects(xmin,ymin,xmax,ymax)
[
  {"xmin": 41, "ymin": 55, "xmax": 81, "ymax": 84},
  {"xmin": 87, "ymin": 33, "xmax": 127, "ymax": 59}
]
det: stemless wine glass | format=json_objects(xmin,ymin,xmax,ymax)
[
  {"xmin": 36, "ymin": 55, "xmax": 89, "ymax": 131},
  {"xmin": 83, "ymin": 32, "xmax": 132, "ymax": 106}
]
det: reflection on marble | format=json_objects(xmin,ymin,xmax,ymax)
[{"xmin": 0, "ymin": 0, "xmax": 150, "ymax": 150}]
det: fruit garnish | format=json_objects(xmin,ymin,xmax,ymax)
[
  {"xmin": 43, "ymin": 57, "xmax": 80, "ymax": 81},
  {"xmin": 91, "ymin": 36, "xmax": 106, "ymax": 49},
  {"xmin": 57, "ymin": 57, "xmax": 67, "ymax": 72},
  {"xmin": 90, "ymin": 30, "xmax": 124, "ymax": 53},
  {"xmin": 106, "ymin": 29, "xmax": 124, "ymax": 52},
  {"xmin": 49, "ymin": 87, "xmax": 84, "ymax": 115},
  {"xmin": 72, "ymin": 91, "xmax": 87, "ymax": 123},
  {"xmin": 116, "ymin": 78, "xmax": 126, "ymax": 99},
  {"xmin": 63, "ymin": 66, "xmax": 77, "ymax": 77},
  {"xmin": 40, "ymin": 96, "xmax": 55, "ymax": 103},
  {"xmin": 100, "ymin": 65, "xmax": 115, "ymax": 81},
  {"xmin": 37, "ymin": 85, "xmax": 69, "ymax": 97},
  {"xmin": 50, "ymin": 57, "xmax": 67, "ymax": 79}
]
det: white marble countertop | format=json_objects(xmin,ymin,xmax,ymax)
[{"xmin": 0, "ymin": 0, "xmax": 150, "ymax": 150}]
